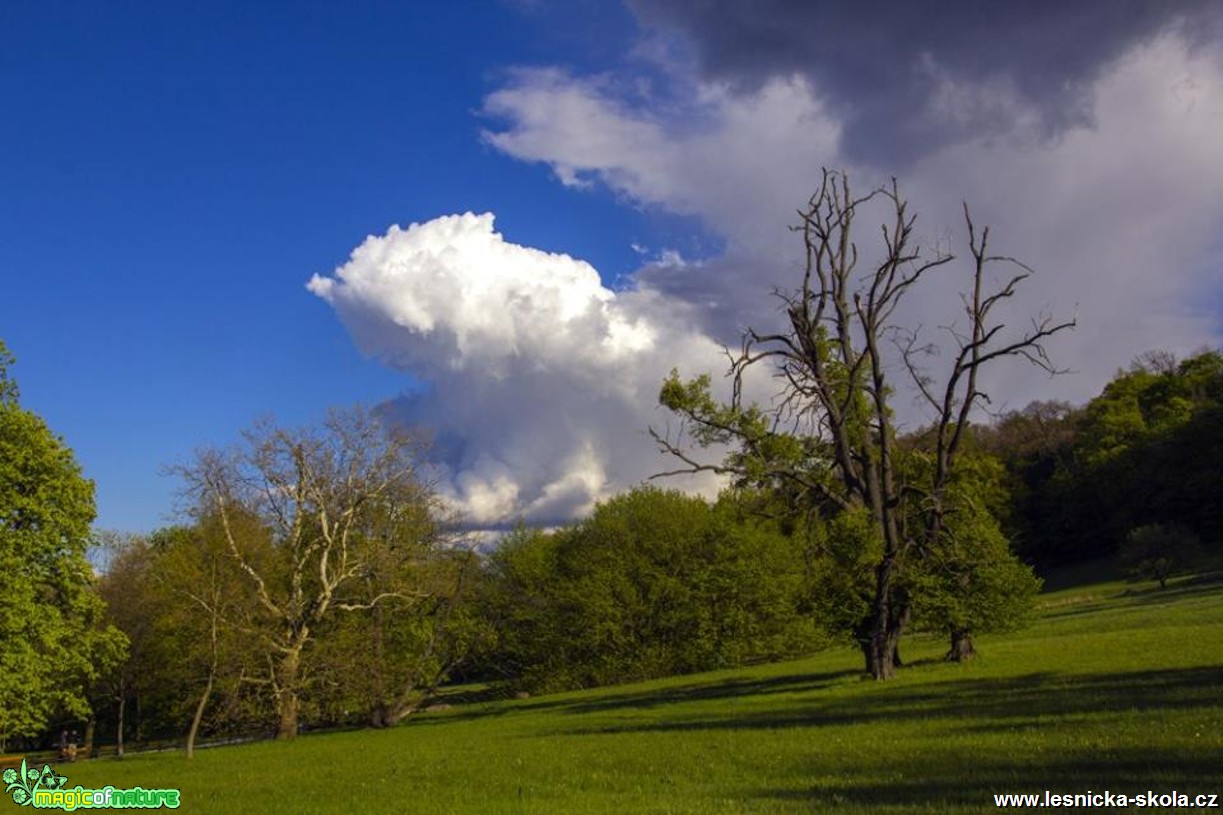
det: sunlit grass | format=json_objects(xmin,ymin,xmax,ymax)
[{"xmin": 57, "ymin": 573, "xmax": 1223, "ymax": 813}]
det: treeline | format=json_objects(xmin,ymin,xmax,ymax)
[
  {"xmin": 85, "ymin": 479, "xmax": 1035, "ymax": 749},
  {"xmin": 977, "ymin": 349, "xmax": 1223, "ymax": 571},
  {"xmin": 85, "ymin": 486, "xmax": 825, "ymax": 748},
  {"xmin": 89, "ymin": 408, "xmax": 488, "ymax": 749},
  {"xmin": 3, "ymin": 342, "xmax": 1220, "ymax": 755}
]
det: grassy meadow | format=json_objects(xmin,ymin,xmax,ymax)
[{"xmin": 51, "ymin": 572, "xmax": 1223, "ymax": 813}]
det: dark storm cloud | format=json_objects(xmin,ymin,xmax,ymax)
[{"xmin": 629, "ymin": 0, "xmax": 1223, "ymax": 166}]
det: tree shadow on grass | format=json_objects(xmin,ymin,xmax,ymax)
[
  {"xmin": 1124, "ymin": 574, "xmax": 1223, "ymax": 606},
  {"xmin": 759, "ymin": 747, "xmax": 1222, "ymax": 811},
  {"xmin": 405, "ymin": 668, "xmax": 860, "ymax": 728},
  {"xmin": 539, "ymin": 668, "xmax": 861, "ymax": 716},
  {"xmin": 551, "ymin": 666, "xmax": 1223, "ymax": 737}
]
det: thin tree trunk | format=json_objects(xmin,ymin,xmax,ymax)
[
  {"xmin": 185, "ymin": 674, "xmax": 214, "ymax": 758},
  {"xmin": 115, "ymin": 695, "xmax": 125, "ymax": 758},
  {"xmin": 187, "ymin": 594, "xmax": 222, "ymax": 757}
]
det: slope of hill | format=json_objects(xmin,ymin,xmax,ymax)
[{"xmin": 55, "ymin": 575, "xmax": 1223, "ymax": 813}]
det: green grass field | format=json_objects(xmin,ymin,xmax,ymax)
[{"xmin": 44, "ymin": 573, "xmax": 1223, "ymax": 813}]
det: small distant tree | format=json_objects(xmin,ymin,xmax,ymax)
[{"xmin": 1119, "ymin": 524, "xmax": 1204, "ymax": 589}]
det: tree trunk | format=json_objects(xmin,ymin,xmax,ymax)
[
  {"xmin": 82, "ymin": 715, "xmax": 96, "ymax": 759},
  {"xmin": 185, "ymin": 674, "xmax": 214, "ymax": 758},
  {"xmin": 275, "ymin": 647, "xmax": 303, "ymax": 740},
  {"xmin": 188, "ymin": 596, "xmax": 221, "ymax": 757},
  {"xmin": 864, "ymin": 626, "xmax": 901, "ymax": 679},
  {"xmin": 115, "ymin": 695, "xmax": 125, "ymax": 758},
  {"xmin": 946, "ymin": 627, "xmax": 976, "ymax": 662},
  {"xmin": 864, "ymin": 560, "xmax": 907, "ymax": 679}
]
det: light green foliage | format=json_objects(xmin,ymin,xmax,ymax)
[
  {"xmin": 659, "ymin": 372, "xmax": 814, "ymax": 492},
  {"xmin": 904, "ymin": 453, "xmax": 1041, "ymax": 640},
  {"xmin": 478, "ymin": 488, "xmax": 820, "ymax": 692},
  {"xmin": 1078, "ymin": 368, "xmax": 1158, "ymax": 464},
  {"xmin": 909, "ymin": 512, "xmax": 1041, "ymax": 639},
  {"xmin": 1119, "ymin": 524, "xmax": 1205, "ymax": 589},
  {"xmin": 1077, "ymin": 352, "xmax": 1223, "ymax": 468},
  {"xmin": 0, "ymin": 341, "xmax": 126, "ymax": 742}
]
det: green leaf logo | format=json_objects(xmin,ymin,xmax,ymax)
[{"xmin": 3, "ymin": 759, "xmax": 66, "ymax": 807}]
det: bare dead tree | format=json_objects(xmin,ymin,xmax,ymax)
[{"xmin": 655, "ymin": 169, "xmax": 1073, "ymax": 679}]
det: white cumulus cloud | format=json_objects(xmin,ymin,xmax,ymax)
[{"xmin": 308, "ymin": 212, "xmax": 728, "ymax": 527}]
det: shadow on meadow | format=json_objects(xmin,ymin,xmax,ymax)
[
  {"xmin": 1124, "ymin": 573, "xmax": 1223, "ymax": 607},
  {"xmin": 409, "ymin": 669, "xmax": 861, "ymax": 728},
  {"xmin": 549, "ymin": 665, "xmax": 1223, "ymax": 737},
  {"xmin": 757, "ymin": 746, "xmax": 1221, "ymax": 810}
]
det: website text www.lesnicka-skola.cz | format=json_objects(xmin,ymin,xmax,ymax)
[{"xmin": 994, "ymin": 790, "xmax": 1219, "ymax": 809}]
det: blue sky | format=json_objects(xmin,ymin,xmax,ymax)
[
  {"xmin": 4, "ymin": 1, "xmax": 1222, "ymax": 533},
  {"xmin": 1, "ymin": 1, "xmax": 679, "ymax": 530}
]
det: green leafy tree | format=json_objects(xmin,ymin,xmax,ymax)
[
  {"xmin": 475, "ymin": 488, "xmax": 817, "ymax": 692},
  {"xmin": 1119, "ymin": 524, "xmax": 1204, "ymax": 589},
  {"xmin": 905, "ymin": 456, "xmax": 1041, "ymax": 660},
  {"xmin": 311, "ymin": 546, "xmax": 485, "ymax": 728},
  {"xmin": 0, "ymin": 341, "xmax": 126, "ymax": 746}
]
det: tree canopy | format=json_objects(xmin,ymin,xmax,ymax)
[
  {"xmin": 0, "ymin": 341, "xmax": 126, "ymax": 745},
  {"xmin": 175, "ymin": 406, "xmax": 451, "ymax": 739}
]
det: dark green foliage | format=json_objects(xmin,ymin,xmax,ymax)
[
  {"xmin": 973, "ymin": 401, "xmax": 1082, "ymax": 565},
  {"xmin": 476, "ymin": 488, "xmax": 822, "ymax": 692},
  {"xmin": 1119, "ymin": 524, "xmax": 1205, "ymax": 589},
  {"xmin": 985, "ymin": 350, "xmax": 1223, "ymax": 569}
]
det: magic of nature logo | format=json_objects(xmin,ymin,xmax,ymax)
[{"xmin": 3, "ymin": 759, "xmax": 180, "ymax": 809}]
